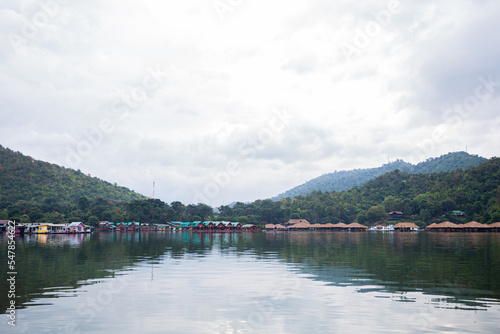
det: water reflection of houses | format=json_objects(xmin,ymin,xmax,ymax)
[{"xmin": 23, "ymin": 233, "xmax": 89, "ymax": 246}]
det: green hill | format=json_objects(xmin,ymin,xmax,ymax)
[
  {"xmin": 219, "ymin": 157, "xmax": 500, "ymax": 225},
  {"xmin": 0, "ymin": 145, "xmax": 216, "ymax": 225},
  {"xmin": 0, "ymin": 145, "xmax": 146, "ymax": 217},
  {"xmin": 272, "ymin": 152, "xmax": 486, "ymax": 200}
]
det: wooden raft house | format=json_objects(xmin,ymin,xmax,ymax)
[
  {"xmin": 425, "ymin": 221, "xmax": 500, "ymax": 232},
  {"xmin": 461, "ymin": 221, "xmax": 488, "ymax": 232},
  {"xmin": 425, "ymin": 221, "xmax": 461, "ymax": 232},
  {"xmin": 489, "ymin": 222, "xmax": 500, "ymax": 232},
  {"xmin": 393, "ymin": 222, "xmax": 420, "ymax": 231},
  {"xmin": 266, "ymin": 220, "xmax": 368, "ymax": 231},
  {"xmin": 176, "ymin": 221, "xmax": 249, "ymax": 232}
]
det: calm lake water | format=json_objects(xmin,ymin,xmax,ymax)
[{"xmin": 1, "ymin": 231, "xmax": 500, "ymax": 333}]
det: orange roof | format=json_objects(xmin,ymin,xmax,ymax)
[
  {"xmin": 488, "ymin": 222, "xmax": 500, "ymax": 228},
  {"xmin": 287, "ymin": 219, "xmax": 313, "ymax": 229},
  {"xmin": 332, "ymin": 223, "xmax": 349, "ymax": 228},
  {"xmin": 436, "ymin": 221, "xmax": 459, "ymax": 228},
  {"xmin": 425, "ymin": 223, "xmax": 440, "ymax": 229},
  {"xmin": 462, "ymin": 221, "xmax": 488, "ymax": 228},
  {"xmin": 290, "ymin": 222, "xmax": 312, "ymax": 229},
  {"xmin": 286, "ymin": 219, "xmax": 311, "ymax": 225},
  {"xmin": 266, "ymin": 223, "xmax": 287, "ymax": 229},
  {"xmin": 346, "ymin": 222, "xmax": 368, "ymax": 229}
]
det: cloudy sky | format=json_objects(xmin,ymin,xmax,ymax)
[{"xmin": 1, "ymin": 0, "xmax": 500, "ymax": 206}]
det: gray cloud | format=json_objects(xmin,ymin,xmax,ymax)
[{"xmin": 1, "ymin": 0, "xmax": 499, "ymax": 206}]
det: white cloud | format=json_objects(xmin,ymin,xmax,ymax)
[{"xmin": 1, "ymin": 0, "xmax": 499, "ymax": 206}]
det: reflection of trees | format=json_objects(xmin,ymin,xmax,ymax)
[
  {"xmin": 1, "ymin": 231, "xmax": 499, "ymax": 314},
  {"xmin": 264, "ymin": 232, "xmax": 500, "ymax": 308},
  {"xmin": 0, "ymin": 233, "xmax": 170, "ymax": 313}
]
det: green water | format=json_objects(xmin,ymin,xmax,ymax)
[{"xmin": 1, "ymin": 231, "xmax": 500, "ymax": 333}]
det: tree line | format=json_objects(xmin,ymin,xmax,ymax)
[
  {"xmin": 1, "ymin": 143, "xmax": 499, "ymax": 226},
  {"xmin": 221, "ymin": 157, "xmax": 500, "ymax": 226}
]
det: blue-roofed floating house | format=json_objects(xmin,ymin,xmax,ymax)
[{"xmin": 176, "ymin": 221, "xmax": 247, "ymax": 232}]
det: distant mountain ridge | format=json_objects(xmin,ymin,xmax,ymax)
[
  {"xmin": 0, "ymin": 145, "xmax": 146, "ymax": 207},
  {"xmin": 272, "ymin": 152, "xmax": 487, "ymax": 200}
]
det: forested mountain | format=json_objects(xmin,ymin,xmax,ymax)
[
  {"xmin": 220, "ymin": 157, "xmax": 500, "ymax": 226},
  {"xmin": 1, "ymin": 144, "xmax": 497, "ymax": 227},
  {"xmin": 272, "ymin": 152, "xmax": 486, "ymax": 200},
  {"xmin": 0, "ymin": 145, "xmax": 146, "ymax": 222},
  {"xmin": 0, "ymin": 145, "xmax": 145, "ymax": 204},
  {"xmin": 0, "ymin": 145, "xmax": 215, "ymax": 224}
]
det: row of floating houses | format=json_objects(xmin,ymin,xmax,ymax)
[
  {"xmin": 176, "ymin": 221, "xmax": 257, "ymax": 231},
  {"xmin": 266, "ymin": 219, "xmax": 371, "ymax": 231},
  {"xmin": 100, "ymin": 221, "xmax": 258, "ymax": 232},
  {"xmin": 424, "ymin": 221, "xmax": 500, "ymax": 232},
  {"xmin": 98, "ymin": 221, "xmax": 168, "ymax": 232},
  {"xmin": 3, "ymin": 219, "xmax": 500, "ymax": 235},
  {"xmin": 265, "ymin": 219, "xmax": 500, "ymax": 232},
  {"xmin": 0, "ymin": 221, "xmax": 169, "ymax": 234},
  {"xmin": 0, "ymin": 220, "xmax": 92, "ymax": 234},
  {"xmin": 0, "ymin": 220, "xmax": 255, "ymax": 234},
  {"xmin": 265, "ymin": 219, "xmax": 423, "ymax": 231}
]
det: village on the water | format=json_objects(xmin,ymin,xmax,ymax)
[{"xmin": 2, "ymin": 216, "xmax": 500, "ymax": 235}]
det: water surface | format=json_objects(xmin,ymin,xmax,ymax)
[{"xmin": 1, "ymin": 232, "xmax": 500, "ymax": 333}]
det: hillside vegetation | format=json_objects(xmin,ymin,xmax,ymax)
[
  {"xmin": 0, "ymin": 145, "xmax": 217, "ymax": 225},
  {"xmin": 220, "ymin": 157, "xmax": 500, "ymax": 226},
  {"xmin": 0, "ymin": 145, "xmax": 147, "ymax": 222},
  {"xmin": 1, "ymin": 145, "xmax": 498, "ymax": 227},
  {"xmin": 0, "ymin": 145, "xmax": 145, "ymax": 204},
  {"xmin": 272, "ymin": 152, "xmax": 486, "ymax": 200}
]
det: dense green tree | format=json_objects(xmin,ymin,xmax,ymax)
[
  {"xmin": 490, "ymin": 212, "xmax": 500, "ymax": 223},
  {"xmin": 419, "ymin": 209, "xmax": 431, "ymax": 223},
  {"xmin": 20, "ymin": 214, "xmax": 31, "ymax": 224},
  {"xmin": 186, "ymin": 203, "xmax": 213, "ymax": 221},
  {"xmin": 365, "ymin": 206, "xmax": 388, "ymax": 223},
  {"xmin": 171, "ymin": 201, "xmax": 186, "ymax": 220},
  {"xmin": 87, "ymin": 216, "xmax": 99, "ymax": 226},
  {"xmin": 78, "ymin": 196, "xmax": 90, "ymax": 211},
  {"xmin": 382, "ymin": 195, "xmax": 402, "ymax": 213},
  {"xmin": 24, "ymin": 207, "xmax": 43, "ymax": 222},
  {"xmin": 218, "ymin": 205, "xmax": 233, "ymax": 217},
  {"xmin": 7, "ymin": 204, "xmax": 21, "ymax": 218},
  {"xmin": 42, "ymin": 212, "xmax": 65, "ymax": 224}
]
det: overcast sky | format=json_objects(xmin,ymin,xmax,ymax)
[{"xmin": 1, "ymin": 0, "xmax": 500, "ymax": 207}]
